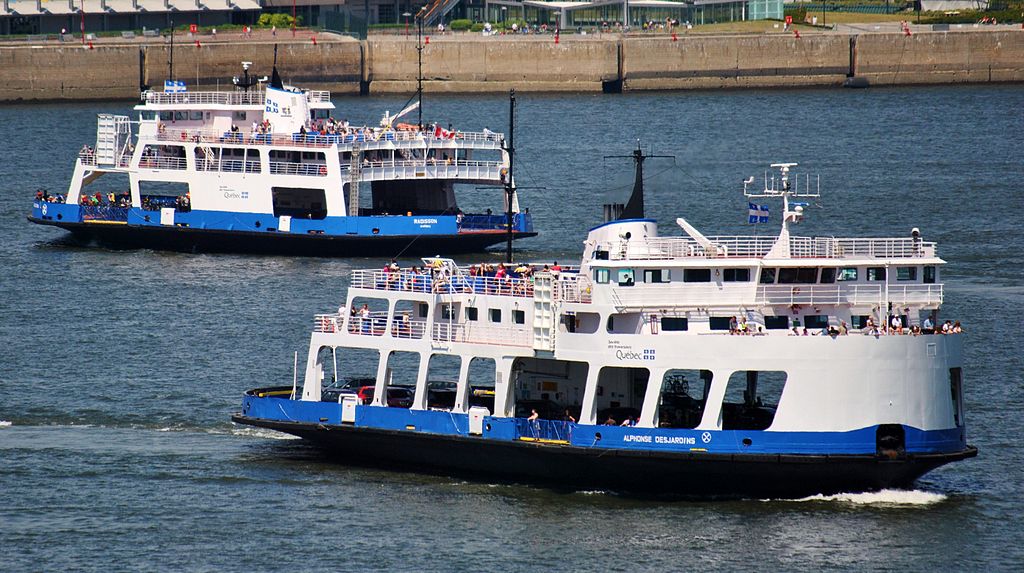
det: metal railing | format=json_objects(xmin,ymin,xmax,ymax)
[
  {"xmin": 138, "ymin": 156, "xmax": 187, "ymax": 170},
  {"xmin": 350, "ymin": 270, "xmax": 535, "ymax": 298},
  {"xmin": 81, "ymin": 206, "xmax": 130, "ymax": 222},
  {"xmin": 196, "ymin": 159, "xmax": 261, "ymax": 174},
  {"xmin": 142, "ymin": 89, "xmax": 331, "ymax": 106},
  {"xmin": 755, "ymin": 283, "xmax": 944, "ymax": 306},
  {"xmin": 346, "ymin": 312, "xmax": 390, "ymax": 336},
  {"xmin": 608, "ymin": 235, "xmax": 937, "ymax": 261},
  {"xmin": 359, "ymin": 161, "xmax": 502, "ymax": 182},
  {"xmin": 606, "ymin": 283, "xmax": 943, "ymax": 309},
  {"xmin": 144, "ymin": 127, "xmax": 502, "ymax": 151},
  {"xmin": 432, "ymin": 322, "xmax": 532, "ymax": 347},
  {"xmin": 314, "ymin": 314, "xmax": 341, "ymax": 333},
  {"xmin": 268, "ymin": 162, "xmax": 328, "ymax": 176},
  {"xmin": 558, "ymin": 274, "xmax": 593, "ymax": 303},
  {"xmin": 391, "ymin": 318, "xmax": 428, "ymax": 339},
  {"xmin": 514, "ymin": 418, "xmax": 574, "ymax": 442}
]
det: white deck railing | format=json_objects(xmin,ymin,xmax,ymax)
[
  {"xmin": 607, "ymin": 283, "xmax": 943, "ymax": 309},
  {"xmin": 142, "ymin": 89, "xmax": 331, "ymax": 106},
  {"xmin": 268, "ymin": 162, "xmax": 328, "ymax": 176},
  {"xmin": 141, "ymin": 127, "xmax": 502, "ymax": 150},
  {"xmin": 432, "ymin": 322, "xmax": 532, "ymax": 347},
  {"xmin": 608, "ymin": 235, "xmax": 937, "ymax": 261},
  {"xmin": 138, "ymin": 156, "xmax": 187, "ymax": 170},
  {"xmin": 351, "ymin": 269, "xmax": 537, "ymax": 298},
  {"xmin": 196, "ymin": 159, "xmax": 260, "ymax": 174}
]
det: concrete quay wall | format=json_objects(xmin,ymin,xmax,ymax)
[{"xmin": 1, "ymin": 31, "xmax": 1022, "ymax": 102}]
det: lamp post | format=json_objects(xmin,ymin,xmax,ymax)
[
  {"xmin": 403, "ymin": 11, "xmax": 411, "ymax": 36},
  {"xmin": 501, "ymin": 6, "xmax": 507, "ymax": 28},
  {"xmin": 80, "ymin": 0, "xmax": 85, "ymax": 45}
]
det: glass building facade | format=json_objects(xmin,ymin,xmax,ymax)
[{"xmin": 482, "ymin": 1, "xmax": 783, "ymax": 28}]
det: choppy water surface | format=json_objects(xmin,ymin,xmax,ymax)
[{"xmin": 1, "ymin": 85, "xmax": 1022, "ymax": 571}]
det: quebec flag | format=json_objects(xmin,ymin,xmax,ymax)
[{"xmin": 748, "ymin": 203, "xmax": 770, "ymax": 224}]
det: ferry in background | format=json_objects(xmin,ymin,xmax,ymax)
[
  {"xmin": 27, "ymin": 62, "xmax": 535, "ymax": 256},
  {"xmin": 232, "ymin": 156, "xmax": 976, "ymax": 498}
]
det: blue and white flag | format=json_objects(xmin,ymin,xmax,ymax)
[
  {"xmin": 748, "ymin": 202, "xmax": 770, "ymax": 223},
  {"xmin": 164, "ymin": 80, "xmax": 186, "ymax": 93}
]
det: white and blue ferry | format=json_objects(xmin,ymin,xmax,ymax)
[
  {"xmin": 28, "ymin": 63, "xmax": 534, "ymax": 256},
  {"xmin": 232, "ymin": 159, "xmax": 975, "ymax": 497}
]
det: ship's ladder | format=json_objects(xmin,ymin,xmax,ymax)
[
  {"xmin": 199, "ymin": 144, "xmax": 217, "ymax": 171},
  {"xmin": 532, "ymin": 273, "xmax": 556, "ymax": 352},
  {"xmin": 347, "ymin": 140, "xmax": 362, "ymax": 217}
]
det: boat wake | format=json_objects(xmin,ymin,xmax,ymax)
[
  {"xmin": 0, "ymin": 420, "xmax": 12, "ymax": 427},
  {"xmin": 223, "ymin": 426, "xmax": 301, "ymax": 441},
  {"xmin": 775, "ymin": 489, "xmax": 947, "ymax": 506}
]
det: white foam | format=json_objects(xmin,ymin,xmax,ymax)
[
  {"xmin": 227, "ymin": 426, "xmax": 301, "ymax": 440},
  {"xmin": 0, "ymin": 420, "xmax": 12, "ymax": 427},
  {"xmin": 779, "ymin": 489, "xmax": 947, "ymax": 506}
]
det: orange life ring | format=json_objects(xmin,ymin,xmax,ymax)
[{"xmin": 319, "ymin": 165, "xmax": 327, "ymax": 176}]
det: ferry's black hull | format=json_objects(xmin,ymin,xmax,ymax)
[
  {"xmin": 232, "ymin": 414, "xmax": 978, "ymax": 499},
  {"xmin": 28, "ymin": 218, "xmax": 537, "ymax": 257}
]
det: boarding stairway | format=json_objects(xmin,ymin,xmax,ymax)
[{"xmin": 421, "ymin": 0, "xmax": 461, "ymax": 27}]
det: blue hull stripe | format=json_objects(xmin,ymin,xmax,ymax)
[
  {"xmin": 240, "ymin": 394, "xmax": 968, "ymax": 456},
  {"xmin": 31, "ymin": 203, "xmax": 534, "ymax": 237}
]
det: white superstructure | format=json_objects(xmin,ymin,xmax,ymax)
[{"xmin": 297, "ymin": 163, "xmax": 964, "ymax": 448}]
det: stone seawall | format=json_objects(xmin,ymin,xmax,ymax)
[{"xmin": 1, "ymin": 31, "xmax": 1022, "ymax": 101}]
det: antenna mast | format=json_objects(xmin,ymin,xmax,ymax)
[
  {"xmin": 504, "ymin": 89, "xmax": 516, "ymax": 264},
  {"xmin": 416, "ymin": 7, "xmax": 425, "ymax": 130},
  {"xmin": 604, "ymin": 140, "xmax": 673, "ymax": 220}
]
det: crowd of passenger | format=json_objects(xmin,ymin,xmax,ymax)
[
  {"xmin": 76, "ymin": 191, "xmax": 132, "ymax": 207},
  {"xmin": 34, "ymin": 189, "xmax": 66, "ymax": 204},
  {"xmin": 373, "ymin": 258, "xmax": 564, "ymax": 296}
]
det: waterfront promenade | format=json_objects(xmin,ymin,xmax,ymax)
[{"xmin": 1, "ymin": 26, "xmax": 1022, "ymax": 101}]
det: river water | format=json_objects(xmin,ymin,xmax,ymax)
[{"xmin": 1, "ymin": 85, "xmax": 1022, "ymax": 571}]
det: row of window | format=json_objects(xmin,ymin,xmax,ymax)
[
  {"xmin": 441, "ymin": 304, "xmax": 526, "ymax": 325},
  {"xmin": 593, "ymin": 265, "xmax": 937, "ymax": 287},
  {"xmin": 595, "ymin": 267, "xmax": 751, "ymax": 287},
  {"xmin": 146, "ymin": 111, "xmax": 249, "ymax": 122},
  {"xmin": 759, "ymin": 266, "xmax": 936, "ymax": 284}
]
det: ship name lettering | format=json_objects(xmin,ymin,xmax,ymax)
[
  {"xmin": 413, "ymin": 218, "xmax": 438, "ymax": 225},
  {"xmin": 623, "ymin": 435, "xmax": 652, "ymax": 443},
  {"xmin": 655, "ymin": 436, "xmax": 696, "ymax": 445}
]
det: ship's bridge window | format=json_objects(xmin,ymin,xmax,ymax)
[
  {"xmin": 924, "ymin": 266, "xmax": 937, "ymax": 284},
  {"xmin": 661, "ymin": 317, "xmax": 688, "ymax": 331},
  {"xmin": 140, "ymin": 111, "xmax": 156, "ymax": 120},
  {"xmin": 867, "ymin": 267, "xmax": 886, "ymax": 281},
  {"xmin": 233, "ymin": 111, "xmax": 247, "ymax": 120},
  {"xmin": 643, "ymin": 269, "xmax": 670, "ymax": 283},
  {"xmin": 759, "ymin": 268, "xmax": 777, "ymax": 284},
  {"xmin": 489, "ymin": 309, "xmax": 502, "ymax": 323},
  {"xmin": 617, "ymin": 269, "xmax": 635, "ymax": 287},
  {"xmin": 838, "ymin": 267, "xmax": 858, "ymax": 281},
  {"xmin": 173, "ymin": 111, "xmax": 187, "ymax": 121},
  {"xmin": 466, "ymin": 307, "xmax": 478, "ymax": 321},
  {"xmin": 778, "ymin": 267, "xmax": 818, "ymax": 284},
  {"xmin": 897, "ymin": 267, "xmax": 918, "ymax": 281},
  {"xmin": 684, "ymin": 269, "xmax": 712, "ymax": 283},
  {"xmin": 513, "ymin": 310, "xmax": 526, "ymax": 324},
  {"xmin": 721, "ymin": 370, "xmax": 788, "ymax": 431},
  {"xmin": 159, "ymin": 111, "xmax": 172, "ymax": 121},
  {"xmin": 594, "ymin": 268, "xmax": 610, "ymax": 284},
  {"xmin": 312, "ymin": 109, "xmax": 331, "ymax": 120},
  {"xmin": 723, "ymin": 268, "xmax": 750, "ymax": 282},
  {"xmin": 819, "ymin": 268, "xmax": 837, "ymax": 284},
  {"xmin": 189, "ymin": 111, "xmax": 203, "ymax": 121}
]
